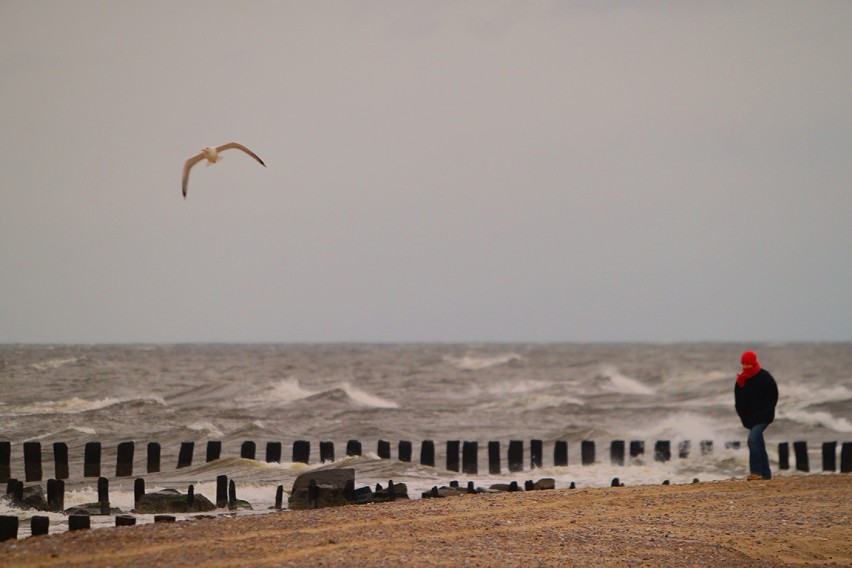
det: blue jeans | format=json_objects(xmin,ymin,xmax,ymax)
[{"xmin": 748, "ymin": 423, "xmax": 771, "ymax": 479}]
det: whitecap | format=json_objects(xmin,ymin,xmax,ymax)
[
  {"xmin": 781, "ymin": 409, "xmax": 852, "ymax": 433},
  {"xmin": 29, "ymin": 357, "xmax": 83, "ymax": 371},
  {"xmin": 599, "ymin": 366, "xmax": 655, "ymax": 395},
  {"xmin": 625, "ymin": 412, "xmax": 725, "ymax": 441},
  {"xmin": 187, "ymin": 421, "xmax": 225, "ymax": 438},
  {"xmin": 444, "ymin": 353, "xmax": 522, "ymax": 371},
  {"xmin": 0, "ymin": 395, "xmax": 164, "ymax": 417},
  {"xmin": 339, "ymin": 382, "xmax": 398, "ymax": 409}
]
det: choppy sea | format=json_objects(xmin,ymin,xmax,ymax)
[{"xmin": 1, "ymin": 343, "xmax": 850, "ymax": 536}]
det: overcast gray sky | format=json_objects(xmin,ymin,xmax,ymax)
[{"xmin": 1, "ymin": 1, "xmax": 850, "ymax": 344}]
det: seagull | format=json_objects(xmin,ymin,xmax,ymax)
[{"xmin": 182, "ymin": 142, "xmax": 266, "ymax": 198}]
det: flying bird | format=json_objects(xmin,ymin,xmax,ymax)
[{"xmin": 182, "ymin": 142, "xmax": 266, "ymax": 198}]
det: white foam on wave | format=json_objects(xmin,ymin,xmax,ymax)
[
  {"xmin": 599, "ymin": 366, "xmax": 655, "ymax": 395},
  {"xmin": 339, "ymin": 381, "xmax": 398, "ymax": 409},
  {"xmin": 782, "ymin": 409, "xmax": 852, "ymax": 433},
  {"xmin": 29, "ymin": 357, "xmax": 83, "ymax": 371},
  {"xmin": 0, "ymin": 395, "xmax": 165, "ymax": 417},
  {"xmin": 626, "ymin": 412, "xmax": 723, "ymax": 441},
  {"xmin": 188, "ymin": 421, "xmax": 225, "ymax": 438},
  {"xmin": 256, "ymin": 378, "xmax": 318, "ymax": 403},
  {"xmin": 444, "ymin": 353, "xmax": 522, "ymax": 371}
]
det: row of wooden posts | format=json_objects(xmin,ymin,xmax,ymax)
[
  {"xmin": 1, "ymin": 473, "xmax": 268, "ymax": 542},
  {"xmin": 3, "ymin": 439, "xmax": 850, "ymax": 482}
]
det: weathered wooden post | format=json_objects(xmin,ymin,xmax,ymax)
[
  {"xmin": 293, "ymin": 440, "xmax": 310, "ymax": 464},
  {"xmin": 554, "ymin": 440, "xmax": 568, "ymax": 467},
  {"xmin": 841, "ymin": 442, "xmax": 852, "ymax": 473},
  {"xmin": 31, "ymin": 516, "xmax": 49, "ymax": 537},
  {"xmin": 24, "ymin": 442, "xmax": 42, "ymax": 482},
  {"xmin": 275, "ymin": 485, "xmax": 284, "ymax": 509},
  {"xmin": 508, "ymin": 440, "xmax": 523, "ymax": 472},
  {"xmin": 47, "ymin": 478, "xmax": 64, "ymax": 512},
  {"xmin": 794, "ymin": 441, "xmax": 809, "ymax": 472},
  {"xmin": 488, "ymin": 441, "xmax": 501, "ymax": 474},
  {"xmin": 84, "ymin": 442, "xmax": 101, "ymax": 478},
  {"xmin": 420, "ymin": 440, "xmax": 435, "ymax": 467},
  {"xmin": 0, "ymin": 516, "xmax": 18, "ymax": 542},
  {"xmin": 134, "ymin": 478, "xmax": 145, "ymax": 508},
  {"xmin": 678, "ymin": 440, "xmax": 691, "ymax": 459},
  {"xmin": 630, "ymin": 440, "xmax": 644, "ymax": 459},
  {"xmin": 378, "ymin": 440, "xmax": 391, "ymax": 460},
  {"xmin": 0, "ymin": 442, "xmax": 10, "ymax": 483},
  {"xmin": 347, "ymin": 440, "xmax": 362, "ymax": 457},
  {"xmin": 206, "ymin": 441, "xmax": 222, "ymax": 462},
  {"xmin": 266, "ymin": 441, "xmax": 282, "ymax": 463},
  {"xmin": 778, "ymin": 442, "xmax": 790, "ymax": 470},
  {"xmin": 177, "ymin": 442, "xmax": 194, "ymax": 469},
  {"xmin": 98, "ymin": 477, "xmax": 110, "ymax": 515},
  {"xmin": 116, "ymin": 441, "xmax": 134, "ymax": 477},
  {"xmin": 700, "ymin": 440, "xmax": 713, "ymax": 456},
  {"xmin": 398, "ymin": 440, "xmax": 412, "ymax": 462},
  {"xmin": 530, "ymin": 439, "xmax": 543, "ymax": 470},
  {"xmin": 68, "ymin": 515, "xmax": 90, "ymax": 531},
  {"xmin": 462, "ymin": 441, "xmax": 478, "ymax": 475},
  {"xmin": 610, "ymin": 440, "xmax": 625, "ymax": 466},
  {"xmin": 320, "ymin": 441, "xmax": 335, "ymax": 463},
  {"xmin": 581, "ymin": 440, "xmax": 595, "ymax": 465},
  {"xmin": 216, "ymin": 475, "xmax": 228, "ymax": 508},
  {"xmin": 446, "ymin": 440, "xmax": 460, "ymax": 472},
  {"xmin": 654, "ymin": 441, "xmax": 671, "ymax": 462},
  {"xmin": 228, "ymin": 479, "xmax": 237, "ymax": 511},
  {"xmin": 187, "ymin": 484, "xmax": 195, "ymax": 508},
  {"xmin": 822, "ymin": 442, "xmax": 837, "ymax": 472},
  {"xmin": 116, "ymin": 515, "xmax": 136, "ymax": 526},
  {"xmin": 147, "ymin": 442, "xmax": 161, "ymax": 473},
  {"xmin": 241, "ymin": 441, "xmax": 256, "ymax": 460}
]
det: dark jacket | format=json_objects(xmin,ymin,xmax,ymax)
[{"xmin": 734, "ymin": 369, "xmax": 779, "ymax": 429}]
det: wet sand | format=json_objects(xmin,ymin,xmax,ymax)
[{"xmin": 1, "ymin": 475, "xmax": 849, "ymax": 567}]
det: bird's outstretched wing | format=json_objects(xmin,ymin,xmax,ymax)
[
  {"xmin": 216, "ymin": 142, "xmax": 266, "ymax": 167},
  {"xmin": 182, "ymin": 152, "xmax": 206, "ymax": 198}
]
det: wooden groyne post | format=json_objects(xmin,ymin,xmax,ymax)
[
  {"xmin": 147, "ymin": 442, "xmax": 161, "ymax": 473},
  {"xmin": 84, "ymin": 442, "xmax": 101, "ymax": 478},
  {"xmin": 794, "ymin": 441, "xmax": 809, "ymax": 472},
  {"xmin": 822, "ymin": 442, "xmax": 837, "ymax": 472},
  {"xmin": 53, "ymin": 442, "xmax": 69, "ymax": 480},
  {"xmin": 611, "ymin": 440, "xmax": 625, "ymax": 466},
  {"xmin": 554, "ymin": 440, "xmax": 568, "ymax": 467},
  {"xmin": 116, "ymin": 441, "xmax": 134, "ymax": 477},
  {"xmin": 177, "ymin": 442, "xmax": 194, "ymax": 469},
  {"xmin": 207, "ymin": 440, "xmax": 222, "ymax": 462},
  {"xmin": 23, "ymin": 441, "xmax": 42, "ymax": 482},
  {"xmin": 241, "ymin": 441, "xmax": 256, "ymax": 460},
  {"xmin": 0, "ymin": 442, "xmax": 9, "ymax": 483},
  {"xmin": 842, "ymin": 442, "xmax": 852, "ymax": 473}
]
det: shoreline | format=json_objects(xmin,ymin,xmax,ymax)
[{"xmin": 1, "ymin": 475, "xmax": 849, "ymax": 567}]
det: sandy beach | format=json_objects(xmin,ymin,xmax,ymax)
[{"xmin": 1, "ymin": 475, "xmax": 849, "ymax": 567}]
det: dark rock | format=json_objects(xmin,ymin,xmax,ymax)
[
  {"xmin": 532, "ymin": 478, "xmax": 556, "ymax": 490},
  {"xmin": 65, "ymin": 504, "xmax": 125, "ymax": 516},
  {"xmin": 288, "ymin": 468, "xmax": 355, "ymax": 510},
  {"xmin": 373, "ymin": 482, "xmax": 409, "ymax": 502},
  {"xmin": 21, "ymin": 485, "xmax": 49, "ymax": 511},
  {"xmin": 135, "ymin": 489, "xmax": 216, "ymax": 514}
]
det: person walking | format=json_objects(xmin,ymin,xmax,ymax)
[{"xmin": 734, "ymin": 350, "xmax": 779, "ymax": 480}]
